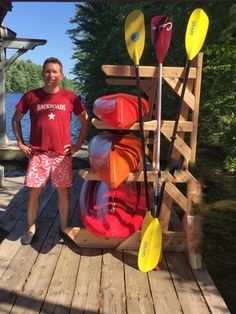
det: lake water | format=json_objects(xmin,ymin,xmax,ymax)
[{"xmin": 6, "ymin": 92, "xmax": 81, "ymax": 143}]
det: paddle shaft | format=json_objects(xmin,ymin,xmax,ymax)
[
  {"xmin": 151, "ymin": 16, "xmax": 172, "ymax": 217},
  {"xmin": 135, "ymin": 65, "xmax": 150, "ymax": 209},
  {"xmin": 156, "ymin": 59, "xmax": 190, "ymax": 214},
  {"xmin": 154, "ymin": 62, "xmax": 162, "ymax": 216}
]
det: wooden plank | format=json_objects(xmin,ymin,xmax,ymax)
[
  {"xmin": 173, "ymin": 77, "xmax": 195, "ymax": 161},
  {"xmin": 0, "ymin": 192, "xmax": 28, "ymax": 232},
  {"xmin": 161, "ymin": 120, "xmax": 193, "ymax": 132},
  {"xmin": 117, "ymin": 230, "xmax": 187, "ymax": 252},
  {"xmin": 66, "ymin": 227, "xmax": 122, "ymax": 248},
  {"xmin": 0, "ymin": 189, "xmax": 60, "ymax": 312},
  {"xmin": 92, "ymin": 118, "xmax": 193, "ymax": 132},
  {"xmin": 148, "ymin": 255, "xmax": 182, "ymax": 313},
  {"xmin": 159, "ymin": 192, "xmax": 172, "ymax": 232},
  {"xmin": 182, "ymin": 215, "xmax": 202, "ymax": 270},
  {"xmin": 78, "ymin": 169, "xmax": 156, "ymax": 182},
  {"xmin": 20, "ymin": 171, "xmax": 81, "ymax": 313},
  {"xmin": 0, "ymin": 242, "xmax": 40, "ymax": 313},
  {"xmin": 0, "ymin": 181, "xmax": 55, "ymax": 233},
  {"xmin": 0, "ymin": 189, "xmax": 58, "ymax": 281},
  {"xmin": 162, "ymin": 129, "xmax": 192, "ymax": 161},
  {"xmin": 0, "ymin": 176, "xmax": 24, "ymax": 201},
  {"xmin": 165, "ymin": 182, "xmax": 188, "ymax": 212},
  {"xmin": 100, "ymin": 249, "xmax": 126, "ymax": 313},
  {"xmin": 174, "ymin": 169, "xmax": 199, "ymax": 183},
  {"xmin": 0, "ymin": 219, "xmax": 25, "ymax": 280},
  {"xmin": 78, "ymin": 168, "xmax": 194, "ymax": 183},
  {"xmin": 0, "ymin": 170, "xmax": 71, "ymax": 309},
  {"xmin": 124, "ymin": 250, "xmax": 155, "ymax": 314},
  {"xmin": 0, "ymin": 170, "xmax": 79, "ymax": 280},
  {"xmin": 66, "ymin": 228, "xmax": 187, "ymax": 252},
  {"xmin": 68, "ymin": 173, "xmax": 84, "ymax": 227},
  {"xmin": 105, "ymin": 78, "xmax": 151, "ymax": 87},
  {"xmin": 10, "ymin": 174, "xmax": 87, "ymax": 313},
  {"xmin": 101, "ymin": 65, "xmax": 197, "ymax": 79},
  {"xmin": 70, "ymin": 248, "xmax": 102, "ymax": 313},
  {"xmin": 0, "ymin": 176, "xmax": 25, "ymax": 219},
  {"xmin": 166, "ymin": 252, "xmax": 211, "ymax": 313},
  {"xmin": 40, "ymin": 244, "xmax": 81, "ymax": 314},
  {"xmin": 193, "ymin": 269, "xmax": 230, "ymax": 314},
  {"xmin": 164, "ymin": 77, "xmax": 195, "ymax": 110},
  {"xmin": 0, "ymin": 170, "xmax": 78, "ymax": 235},
  {"xmin": 9, "ymin": 220, "xmax": 65, "ymax": 313}
]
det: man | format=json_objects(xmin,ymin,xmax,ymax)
[{"xmin": 12, "ymin": 57, "xmax": 90, "ymax": 245}]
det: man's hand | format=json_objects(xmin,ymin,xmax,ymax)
[
  {"xmin": 64, "ymin": 143, "xmax": 81, "ymax": 155},
  {"xmin": 19, "ymin": 142, "xmax": 32, "ymax": 157}
]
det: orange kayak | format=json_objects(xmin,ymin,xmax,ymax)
[
  {"xmin": 88, "ymin": 131, "xmax": 142, "ymax": 189},
  {"xmin": 93, "ymin": 93, "xmax": 149, "ymax": 129}
]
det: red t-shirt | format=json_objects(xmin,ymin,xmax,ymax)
[{"xmin": 16, "ymin": 88, "xmax": 84, "ymax": 155}]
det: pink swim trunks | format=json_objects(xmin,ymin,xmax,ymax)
[{"xmin": 25, "ymin": 151, "xmax": 72, "ymax": 188}]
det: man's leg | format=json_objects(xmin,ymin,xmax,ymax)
[
  {"xmin": 51, "ymin": 154, "xmax": 72, "ymax": 232},
  {"xmin": 27, "ymin": 187, "xmax": 42, "ymax": 234},
  {"xmin": 24, "ymin": 152, "xmax": 51, "ymax": 235},
  {"xmin": 21, "ymin": 187, "xmax": 42, "ymax": 245},
  {"xmin": 57, "ymin": 187, "xmax": 70, "ymax": 232}
]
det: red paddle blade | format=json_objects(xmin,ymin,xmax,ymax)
[{"xmin": 151, "ymin": 16, "xmax": 172, "ymax": 64}]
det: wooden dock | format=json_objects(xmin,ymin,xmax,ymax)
[{"xmin": 0, "ymin": 170, "xmax": 230, "ymax": 314}]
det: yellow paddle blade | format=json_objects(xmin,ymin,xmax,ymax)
[
  {"xmin": 125, "ymin": 9, "xmax": 145, "ymax": 66},
  {"xmin": 138, "ymin": 218, "xmax": 162, "ymax": 272},
  {"xmin": 141, "ymin": 211, "xmax": 153, "ymax": 239},
  {"xmin": 185, "ymin": 8, "xmax": 209, "ymax": 61}
]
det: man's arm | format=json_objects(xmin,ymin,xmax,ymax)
[
  {"xmin": 64, "ymin": 110, "xmax": 90, "ymax": 155},
  {"xmin": 12, "ymin": 110, "xmax": 32, "ymax": 156}
]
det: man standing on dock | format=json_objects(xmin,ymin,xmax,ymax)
[{"xmin": 12, "ymin": 57, "xmax": 90, "ymax": 245}]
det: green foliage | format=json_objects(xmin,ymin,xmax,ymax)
[
  {"xmin": 6, "ymin": 59, "xmax": 43, "ymax": 92},
  {"xmin": 5, "ymin": 59, "xmax": 78, "ymax": 93},
  {"xmin": 61, "ymin": 76, "xmax": 79, "ymax": 93},
  {"xmin": 200, "ymin": 3, "xmax": 236, "ymax": 171}
]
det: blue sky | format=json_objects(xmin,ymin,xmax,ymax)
[{"xmin": 4, "ymin": 2, "xmax": 77, "ymax": 79}]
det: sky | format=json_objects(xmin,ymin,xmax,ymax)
[{"xmin": 4, "ymin": 2, "xmax": 77, "ymax": 79}]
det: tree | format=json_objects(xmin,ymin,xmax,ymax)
[
  {"xmin": 200, "ymin": 3, "xmax": 236, "ymax": 171},
  {"xmin": 5, "ymin": 59, "xmax": 77, "ymax": 93}
]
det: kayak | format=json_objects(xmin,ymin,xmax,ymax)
[
  {"xmin": 79, "ymin": 180, "xmax": 148, "ymax": 238},
  {"xmin": 93, "ymin": 93, "xmax": 149, "ymax": 129},
  {"xmin": 88, "ymin": 131, "xmax": 142, "ymax": 189}
]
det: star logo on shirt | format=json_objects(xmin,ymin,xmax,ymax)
[{"xmin": 48, "ymin": 112, "xmax": 55, "ymax": 120}]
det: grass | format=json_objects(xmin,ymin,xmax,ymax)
[{"xmin": 192, "ymin": 145, "xmax": 236, "ymax": 313}]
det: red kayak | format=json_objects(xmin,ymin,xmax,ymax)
[
  {"xmin": 79, "ymin": 180, "xmax": 148, "ymax": 238},
  {"xmin": 93, "ymin": 93, "xmax": 149, "ymax": 129},
  {"xmin": 88, "ymin": 131, "xmax": 142, "ymax": 189}
]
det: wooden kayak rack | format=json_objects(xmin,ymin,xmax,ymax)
[{"xmin": 69, "ymin": 53, "xmax": 204, "ymax": 270}]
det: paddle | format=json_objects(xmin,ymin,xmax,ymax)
[
  {"xmin": 141, "ymin": 16, "xmax": 172, "ymax": 238},
  {"xmin": 124, "ymin": 10, "xmax": 150, "ymax": 214},
  {"xmin": 138, "ymin": 8, "xmax": 209, "ymax": 272}
]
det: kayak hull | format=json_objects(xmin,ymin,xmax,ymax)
[
  {"xmin": 88, "ymin": 131, "xmax": 142, "ymax": 189},
  {"xmin": 93, "ymin": 93, "xmax": 149, "ymax": 129},
  {"xmin": 79, "ymin": 180, "xmax": 148, "ymax": 238}
]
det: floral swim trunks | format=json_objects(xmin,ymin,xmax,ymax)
[{"xmin": 25, "ymin": 151, "xmax": 72, "ymax": 188}]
